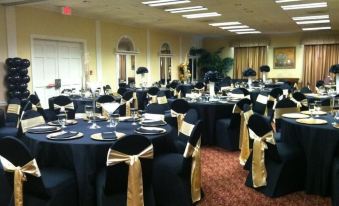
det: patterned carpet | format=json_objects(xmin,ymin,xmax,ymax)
[{"xmin": 198, "ymin": 147, "xmax": 331, "ymax": 206}]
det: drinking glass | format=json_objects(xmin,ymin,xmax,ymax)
[
  {"xmin": 309, "ymin": 103, "xmax": 315, "ymax": 119},
  {"xmin": 314, "ymin": 101, "xmax": 322, "ymax": 117},
  {"xmin": 109, "ymin": 113, "xmax": 120, "ymax": 131},
  {"xmin": 131, "ymin": 108, "xmax": 138, "ymax": 125},
  {"xmin": 57, "ymin": 113, "xmax": 67, "ymax": 129},
  {"xmin": 85, "ymin": 105, "xmax": 93, "ymax": 123}
]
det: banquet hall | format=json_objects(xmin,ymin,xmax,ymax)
[{"xmin": 0, "ymin": 0, "xmax": 339, "ymax": 205}]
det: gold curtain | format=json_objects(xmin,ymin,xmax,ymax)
[
  {"xmin": 303, "ymin": 44, "xmax": 339, "ymax": 90},
  {"xmin": 119, "ymin": 55, "xmax": 127, "ymax": 81},
  {"xmin": 234, "ymin": 46, "xmax": 267, "ymax": 79}
]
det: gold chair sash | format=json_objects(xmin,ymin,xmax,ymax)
[
  {"xmin": 239, "ymin": 110, "xmax": 253, "ymax": 165},
  {"xmin": 256, "ymin": 94, "xmax": 268, "ymax": 105},
  {"xmin": 121, "ymin": 97, "xmax": 134, "ymax": 116},
  {"xmin": 183, "ymin": 138, "xmax": 201, "ymax": 203},
  {"xmin": 31, "ymin": 102, "xmax": 42, "ymax": 112},
  {"xmin": 106, "ymin": 145, "xmax": 154, "ymax": 206},
  {"xmin": 148, "ymin": 94, "xmax": 158, "ymax": 104},
  {"xmin": 133, "ymin": 92, "xmax": 138, "ymax": 110},
  {"xmin": 144, "ymin": 113, "xmax": 165, "ymax": 121},
  {"xmin": 293, "ymin": 83, "xmax": 299, "ymax": 90},
  {"xmin": 7, "ymin": 104, "xmax": 21, "ymax": 115},
  {"xmin": 274, "ymin": 107, "xmax": 300, "ymax": 119},
  {"xmin": 179, "ymin": 121, "xmax": 195, "ymax": 137},
  {"xmin": 157, "ymin": 96, "xmax": 168, "ymax": 105},
  {"xmin": 268, "ymin": 95, "xmax": 277, "ymax": 110},
  {"xmin": 53, "ymin": 102, "xmax": 74, "ymax": 112},
  {"xmin": 248, "ymin": 129, "xmax": 276, "ymax": 188},
  {"xmin": 21, "ymin": 116, "xmax": 45, "ymax": 133},
  {"xmin": 0, "ymin": 156, "xmax": 41, "ymax": 206},
  {"xmin": 171, "ymin": 110, "xmax": 185, "ymax": 135}
]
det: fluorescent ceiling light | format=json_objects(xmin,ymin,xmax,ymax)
[
  {"xmin": 168, "ymin": 7, "xmax": 207, "ymax": 13},
  {"xmin": 302, "ymin": 26, "xmax": 331, "ymax": 31},
  {"xmin": 292, "ymin": 15, "xmax": 329, "ymax": 21},
  {"xmin": 183, "ymin": 12, "xmax": 221, "ymax": 19},
  {"xmin": 209, "ymin": 22, "xmax": 241, "ymax": 26},
  {"xmin": 281, "ymin": 2, "xmax": 327, "ymax": 10},
  {"xmin": 236, "ymin": 31, "xmax": 261, "ymax": 34},
  {"xmin": 148, "ymin": 0, "xmax": 190, "ymax": 7},
  {"xmin": 142, "ymin": 0, "xmax": 178, "ymax": 4},
  {"xmin": 165, "ymin": 6, "xmax": 203, "ymax": 11},
  {"xmin": 296, "ymin": 19, "xmax": 330, "ymax": 24},
  {"xmin": 220, "ymin": 25, "xmax": 249, "ymax": 29},
  {"xmin": 229, "ymin": 28, "xmax": 255, "ymax": 32},
  {"xmin": 275, "ymin": 0, "xmax": 302, "ymax": 3}
]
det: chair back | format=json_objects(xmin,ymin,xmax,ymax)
[
  {"xmin": 117, "ymin": 87, "xmax": 127, "ymax": 96},
  {"xmin": 194, "ymin": 82, "xmax": 204, "ymax": 90},
  {"xmin": 253, "ymin": 93, "xmax": 268, "ymax": 115},
  {"xmin": 274, "ymin": 98, "xmax": 298, "ymax": 131},
  {"xmin": 51, "ymin": 95, "xmax": 76, "ymax": 119},
  {"xmin": 316, "ymin": 80, "xmax": 325, "ymax": 88},
  {"xmin": 300, "ymin": 87, "xmax": 312, "ymax": 94},
  {"xmin": 148, "ymin": 87, "xmax": 159, "ymax": 96},
  {"xmin": 119, "ymin": 91, "xmax": 135, "ymax": 116},
  {"xmin": 104, "ymin": 135, "xmax": 153, "ymax": 195},
  {"xmin": 19, "ymin": 110, "xmax": 45, "ymax": 134},
  {"xmin": 267, "ymin": 88, "xmax": 283, "ymax": 116},
  {"xmin": 97, "ymin": 95, "xmax": 115, "ymax": 104},
  {"xmin": 171, "ymin": 99, "xmax": 190, "ymax": 114},
  {"xmin": 6, "ymin": 98, "xmax": 21, "ymax": 127},
  {"xmin": 156, "ymin": 91, "xmax": 169, "ymax": 108},
  {"xmin": 291, "ymin": 92, "xmax": 308, "ymax": 111},
  {"xmin": 145, "ymin": 103, "xmax": 166, "ymax": 115},
  {"xmin": 0, "ymin": 137, "xmax": 49, "ymax": 198},
  {"xmin": 177, "ymin": 109, "xmax": 199, "ymax": 141}
]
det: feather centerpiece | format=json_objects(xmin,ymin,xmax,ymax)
[
  {"xmin": 243, "ymin": 68, "xmax": 257, "ymax": 77},
  {"xmin": 203, "ymin": 71, "xmax": 219, "ymax": 83},
  {"xmin": 329, "ymin": 64, "xmax": 339, "ymax": 74},
  {"xmin": 260, "ymin": 65, "xmax": 270, "ymax": 73},
  {"xmin": 136, "ymin": 67, "xmax": 149, "ymax": 74}
]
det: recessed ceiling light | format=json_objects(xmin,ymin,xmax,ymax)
[
  {"xmin": 296, "ymin": 19, "xmax": 330, "ymax": 24},
  {"xmin": 183, "ymin": 12, "xmax": 221, "ymax": 19},
  {"xmin": 142, "ymin": 0, "xmax": 179, "ymax": 4},
  {"xmin": 166, "ymin": 6, "xmax": 208, "ymax": 13},
  {"xmin": 281, "ymin": 2, "xmax": 327, "ymax": 10},
  {"xmin": 147, "ymin": 0, "xmax": 190, "ymax": 7},
  {"xmin": 209, "ymin": 22, "xmax": 241, "ymax": 26},
  {"xmin": 275, "ymin": 0, "xmax": 302, "ymax": 3},
  {"xmin": 236, "ymin": 31, "xmax": 261, "ymax": 34},
  {"xmin": 220, "ymin": 25, "xmax": 249, "ymax": 29},
  {"xmin": 292, "ymin": 15, "xmax": 329, "ymax": 21},
  {"xmin": 228, "ymin": 28, "xmax": 255, "ymax": 32},
  {"xmin": 302, "ymin": 26, "xmax": 331, "ymax": 31}
]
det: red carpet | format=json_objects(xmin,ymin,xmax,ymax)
[{"xmin": 198, "ymin": 147, "xmax": 331, "ymax": 206}]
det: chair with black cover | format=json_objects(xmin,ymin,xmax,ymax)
[
  {"xmin": 168, "ymin": 81, "xmax": 179, "ymax": 97},
  {"xmin": 118, "ymin": 91, "xmax": 135, "ymax": 116},
  {"xmin": 51, "ymin": 95, "xmax": 76, "ymax": 120},
  {"xmin": 272, "ymin": 98, "xmax": 299, "ymax": 141},
  {"xmin": 174, "ymin": 109, "xmax": 199, "ymax": 154},
  {"xmin": 144, "ymin": 103, "xmax": 166, "ymax": 121},
  {"xmin": 97, "ymin": 95, "xmax": 115, "ymax": 115},
  {"xmin": 0, "ymin": 136, "xmax": 78, "ymax": 206},
  {"xmin": 253, "ymin": 92, "xmax": 269, "ymax": 115},
  {"xmin": 17, "ymin": 110, "xmax": 45, "ymax": 137},
  {"xmin": 215, "ymin": 98, "xmax": 252, "ymax": 151},
  {"xmin": 316, "ymin": 80, "xmax": 325, "ymax": 93},
  {"xmin": 291, "ymin": 92, "xmax": 308, "ymax": 111},
  {"xmin": 156, "ymin": 91, "xmax": 169, "ymax": 111},
  {"xmin": 104, "ymin": 85, "xmax": 113, "ymax": 95},
  {"xmin": 320, "ymin": 98, "xmax": 331, "ymax": 112},
  {"xmin": 147, "ymin": 87, "xmax": 160, "ymax": 104},
  {"xmin": 193, "ymin": 82, "xmax": 205, "ymax": 93},
  {"xmin": 168, "ymin": 99, "xmax": 190, "ymax": 130},
  {"xmin": 300, "ymin": 86, "xmax": 312, "ymax": 94},
  {"xmin": 267, "ymin": 88, "xmax": 283, "ymax": 117},
  {"xmin": 244, "ymin": 114, "xmax": 305, "ymax": 197},
  {"xmin": 117, "ymin": 87, "xmax": 127, "ymax": 97},
  {"xmin": 5, "ymin": 98, "xmax": 21, "ymax": 127},
  {"xmin": 96, "ymin": 135, "xmax": 155, "ymax": 206},
  {"xmin": 153, "ymin": 121, "xmax": 203, "ymax": 206}
]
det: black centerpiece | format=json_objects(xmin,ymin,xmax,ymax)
[
  {"xmin": 136, "ymin": 67, "xmax": 149, "ymax": 74},
  {"xmin": 243, "ymin": 68, "xmax": 257, "ymax": 77},
  {"xmin": 260, "ymin": 65, "xmax": 270, "ymax": 73}
]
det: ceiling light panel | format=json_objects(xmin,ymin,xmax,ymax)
[
  {"xmin": 148, "ymin": 0, "xmax": 190, "ymax": 7},
  {"xmin": 296, "ymin": 19, "xmax": 330, "ymax": 24},
  {"xmin": 166, "ymin": 6, "xmax": 208, "ymax": 13},
  {"xmin": 236, "ymin": 31, "xmax": 261, "ymax": 34},
  {"xmin": 182, "ymin": 12, "xmax": 221, "ymax": 19},
  {"xmin": 302, "ymin": 26, "xmax": 331, "ymax": 31},
  {"xmin": 292, "ymin": 15, "xmax": 329, "ymax": 21},
  {"xmin": 220, "ymin": 25, "xmax": 249, "ymax": 29},
  {"xmin": 209, "ymin": 22, "xmax": 241, "ymax": 26},
  {"xmin": 142, "ymin": 0, "xmax": 178, "ymax": 4},
  {"xmin": 281, "ymin": 2, "xmax": 327, "ymax": 10},
  {"xmin": 275, "ymin": 0, "xmax": 302, "ymax": 3},
  {"xmin": 229, "ymin": 28, "xmax": 256, "ymax": 32}
]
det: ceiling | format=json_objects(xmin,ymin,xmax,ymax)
[{"xmin": 17, "ymin": 0, "xmax": 339, "ymax": 36}]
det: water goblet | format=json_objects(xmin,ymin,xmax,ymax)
[
  {"xmin": 309, "ymin": 103, "xmax": 315, "ymax": 119},
  {"xmin": 57, "ymin": 113, "xmax": 67, "ymax": 130},
  {"xmin": 85, "ymin": 105, "xmax": 93, "ymax": 123},
  {"xmin": 131, "ymin": 108, "xmax": 138, "ymax": 125},
  {"xmin": 314, "ymin": 101, "xmax": 322, "ymax": 117}
]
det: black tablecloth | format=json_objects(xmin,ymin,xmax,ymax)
[
  {"xmin": 24, "ymin": 119, "xmax": 173, "ymax": 206},
  {"xmin": 281, "ymin": 115, "xmax": 339, "ymax": 196}
]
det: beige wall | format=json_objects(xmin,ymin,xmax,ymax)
[
  {"xmin": 0, "ymin": 5, "xmax": 8, "ymax": 104},
  {"xmin": 202, "ymin": 33, "xmax": 339, "ymax": 83}
]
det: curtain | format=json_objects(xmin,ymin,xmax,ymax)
[
  {"xmin": 234, "ymin": 46, "xmax": 267, "ymax": 79},
  {"xmin": 119, "ymin": 55, "xmax": 126, "ymax": 81},
  {"xmin": 303, "ymin": 44, "xmax": 339, "ymax": 90}
]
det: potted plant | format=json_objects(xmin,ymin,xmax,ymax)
[
  {"xmin": 260, "ymin": 65, "xmax": 270, "ymax": 83},
  {"xmin": 329, "ymin": 64, "xmax": 339, "ymax": 94},
  {"xmin": 243, "ymin": 68, "xmax": 257, "ymax": 89},
  {"xmin": 136, "ymin": 67, "xmax": 148, "ymax": 88}
]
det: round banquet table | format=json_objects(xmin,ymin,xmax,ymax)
[
  {"xmin": 24, "ymin": 119, "xmax": 173, "ymax": 206},
  {"xmin": 281, "ymin": 115, "xmax": 339, "ymax": 196}
]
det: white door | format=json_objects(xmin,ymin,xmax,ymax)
[{"xmin": 32, "ymin": 39, "xmax": 83, "ymax": 108}]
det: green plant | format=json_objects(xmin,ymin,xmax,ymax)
[{"xmin": 190, "ymin": 47, "xmax": 234, "ymax": 77}]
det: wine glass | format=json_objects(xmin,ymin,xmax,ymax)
[
  {"xmin": 309, "ymin": 103, "xmax": 315, "ymax": 119},
  {"xmin": 57, "ymin": 113, "xmax": 67, "ymax": 129},
  {"xmin": 109, "ymin": 113, "xmax": 120, "ymax": 131},
  {"xmin": 85, "ymin": 105, "xmax": 93, "ymax": 123},
  {"xmin": 130, "ymin": 108, "xmax": 138, "ymax": 125},
  {"xmin": 314, "ymin": 101, "xmax": 322, "ymax": 117}
]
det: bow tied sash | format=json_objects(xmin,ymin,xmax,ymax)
[
  {"xmin": 0, "ymin": 156, "xmax": 41, "ymax": 206},
  {"xmin": 106, "ymin": 145, "xmax": 154, "ymax": 206},
  {"xmin": 183, "ymin": 138, "xmax": 202, "ymax": 203},
  {"xmin": 171, "ymin": 110, "xmax": 185, "ymax": 134},
  {"xmin": 54, "ymin": 102, "xmax": 74, "ymax": 112},
  {"xmin": 148, "ymin": 94, "xmax": 158, "ymax": 104},
  {"xmin": 179, "ymin": 121, "xmax": 195, "ymax": 137},
  {"xmin": 248, "ymin": 129, "xmax": 276, "ymax": 188},
  {"xmin": 157, "ymin": 96, "xmax": 168, "ymax": 105},
  {"xmin": 133, "ymin": 92, "xmax": 138, "ymax": 110},
  {"xmin": 31, "ymin": 102, "xmax": 42, "ymax": 112},
  {"xmin": 7, "ymin": 104, "xmax": 21, "ymax": 115},
  {"xmin": 239, "ymin": 110, "xmax": 253, "ymax": 165},
  {"xmin": 121, "ymin": 97, "xmax": 134, "ymax": 116},
  {"xmin": 21, "ymin": 116, "xmax": 45, "ymax": 133}
]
